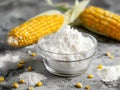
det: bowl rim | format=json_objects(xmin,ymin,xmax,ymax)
[
  {"xmin": 37, "ymin": 32, "xmax": 97, "ymax": 55},
  {"xmin": 42, "ymin": 52, "xmax": 96, "ymax": 62}
]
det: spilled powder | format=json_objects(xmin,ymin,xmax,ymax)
[
  {"xmin": 96, "ymin": 65, "xmax": 120, "ymax": 82},
  {"xmin": 18, "ymin": 72, "xmax": 47, "ymax": 86},
  {"xmin": 0, "ymin": 53, "xmax": 20, "ymax": 75}
]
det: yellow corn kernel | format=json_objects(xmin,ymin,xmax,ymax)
[
  {"xmin": 12, "ymin": 82, "xmax": 19, "ymax": 89},
  {"xmin": 106, "ymin": 51, "xmax": 114, "ymax": 59},
  {"xmin": 28, "ymin": 86, "xmax": 34, "ymax": 90},
  {"xmin": 85, "ymin": 85, "xmax": 91, "ymax": 90},
  {"xmin": 19, "ymin": 60, "xmax": 25, "ymax": 64},
  {"xmin": 19, "ymin": 79, "xmax": 25, "ymax": 84},
  {"xmin": 17, "ymin": 63, "xmax": 23, "ymax": 68},
  {"xmin": 17, "ymin": 64, "xmax": 23, "ymax": 68},
  {"xmin": 97, "ymin": 64, "xmax": 103, "ymax": 70},
  {"xmin": 109, "ymin": 55, "xmax": 114, "ymax": 59},
  {"xmin": 75, "ymin": 82, "xmax": 83, "ymax": 88},
  {"xmin": 36, "ymin": 81, "xmax": 43, "ymax": 87},
  {"xmin": 8, "ymin": 14, "xmax": 64, "ymax": 47},
  {"xmin": 31, "ymin": 53, "xmax": 37, "ymax": 57},
  {"xmin": 80, "ymin": 6, "xmax": 120, "ymax": 41},
  {"xmin": 87, "ymin": 74, "xmax": 94, "ymax": 79},
  {"xmin": 27, "ymin": 66, "xmax": 33, "ymax": 71},
  {"xmin": 106, "ymin": 51, "xmax": 111, "ymax": 56},
  {"xmin": 0, "ymin": 76, "xmax": 5, "ymax": 82}
]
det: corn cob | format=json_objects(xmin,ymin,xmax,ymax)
[
  {"xmin": 7, "ymin": 0, "xmax": 90, "ymax": 47},
  {"xmin": 80, "ymin": 6, "xmax": 120, "ymax": 41},
  {"xmin": 7, "ymin": 11, "xmax": 64, "ymax": 47}
]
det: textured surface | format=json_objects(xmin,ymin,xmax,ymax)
[{"xmin": 0, "ymin": 0, "xmax": 120, "ymax": 90}]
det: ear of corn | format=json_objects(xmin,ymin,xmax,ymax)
[
  {"xmin": 8, "ymin": 10, "xmax": 64, "ymax": 47},
  {"xmin": 80, "ymin": 6, "xmax": 120, "ymax": 41},
  {"xmin": 7, "ymin": 0, "xmax": 90, "ymax": 48}
]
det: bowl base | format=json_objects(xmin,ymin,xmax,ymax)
[{"xmin": 45, "ymin": 63, "xmax": 87, "ymax": 77}]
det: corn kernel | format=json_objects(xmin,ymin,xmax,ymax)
[
  {"xmin": 109, "ymin": 55, "xmax": 114, "ymax": 59},
  {"xmin": 36, "ymin": 81, "xmax": 43, "ymax": 87},
  {"xmin": 0, "ymin": 76, "xmax": 5, "ymax": 82},
  {"xmin": 17, "ymin": 63, "xmax": 23, "ymax": 68},
  {"xmin": 87, "ymin": 74, "xmax": 94, "ymax": 79},
  {"xmin": 19, "ymin": 60, "xmax": 25, "ymax": 64},
  {"xmin": 106, "ymin": 51, "xmax": 111, "ymax": 56},
  {"xmin": 75, "ymin": 82, "xmax": 83, "ymax": 88},
  {"xmin": 85, "ymin": 85, "xmax": 91, "ymax": 90},
  {"xmin": 28, "ymin": 86, "xmax": 34, "ymax": 90},
  {"xmin": 97, "ymin": 64, "xmax": 103, "ymax": 70},
  {"xmin": 106, "ymin": 52, "xmax": 114, "ymax": 59},
  {"xmin": 19, "ymin": 79, "xmax": 25, "ymax": 84},
  {"xmin": 31, "ymin": 53, "xmax": 37, "ymax": 57},
  {"xmin": 27, "ymin": 66, "xmax": 33, "ymax": 71},
  {"xmin": 12, "ymin": 82, "xmax": 19, "ymax": 89}
]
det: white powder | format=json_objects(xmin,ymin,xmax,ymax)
[
  {"xmin": 0, "ymin": 53, "xmax": 20, "ymax": 75},
  {"xmin": 39, "ymin": 25, "xmax": 94, "ymax": 54},
  {"xmin": 18, "ymin": 72, "xmax": 47, "ymax": 86},
  {"xmin": 38, "ymin": 25, "xmax": 95, "ymax": 60},
  {"xmin": 38, "ymin": 25, "xmax": 96, "ymax": 75},
  {"xmin": 0, "ymin": 53, "xmax": 47, "ymax": 87},
  {"xmin": 96, "ymin": 65, "xmax": 120, "ymax": 82}
]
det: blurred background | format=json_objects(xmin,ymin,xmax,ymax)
[{"xmin": 0, "ymin": 0, "xmax": 120, "ymax": 50}]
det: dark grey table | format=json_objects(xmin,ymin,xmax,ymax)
[{"xmin": 0, "ymin": 0, "xmax": 120, "ymax": 90}]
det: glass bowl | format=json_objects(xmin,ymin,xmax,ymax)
[{"xmin": 36, "ymin": 33, "xmax": 97, "ymax": 77}]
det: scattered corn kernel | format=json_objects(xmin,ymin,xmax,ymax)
[
  {"xmin": 0, "ymin": 76, "xmax": 5, "ymax": 82},
  {"xmin": 109, "ymin": 55, "xmax": 114, "ymax": 59},
  {"xmin": 85, "ymin": 85, "xmax": 91, "ymax": 90},
  {"xmin": 106, "ymin": 51, "xmax": 111, "ymax": 56},
  {"xmin": 106, "ymin": 52, "xmax": 114, "ymax": 59},
  {"xmin": 31, "ymin": 53, "xmax": 37, "ymax": 57},
  {"xmin": 19, "ymin": 79, "xmax": 25, "ymax": 84},
  {"xmin": 12, "ymin": 82, "xmax": 19, "ymax": 89},
  {"xmin": 27, "ymin": 66, "xmax": 33, "ymax": 71},
  {"xmin": 28, "ymin": 86, "xmax": 34, "ymax": 90},
  {"xmin": 19, "ymin": 60, "xmax": 25, "ymax": 64},
  {"xmin": 17, "ymin": 63, "xmax": 23, "ymax": 68},
  {"xmin": 76, "ymin": 82, "xmax": 83, "ymax": 88},
  {"xmin": 87, "ymin": 74, "xmax": 94, "ymax": 79},
  {"xmin": 97, "ymin": 64, "xmax": 103, "ymax": 70},
  {"xmin": 36, "ymin": 81, "xmax": 43, "ymax": 87}
]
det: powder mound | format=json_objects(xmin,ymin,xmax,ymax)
[
  {"xmin": 96, "ymin": 65, "xmax": 120, "ymax": 82},
  {"xmin": 38, "ymin": 25, "xmax": 94, "ymax": 54},
  {"xmin": 18, "ymin": 72, "xmax": 47, "ymax": 86},
  {"xmin": 0, "ymin": 53, "xmax": 20, "ymax": 75}
]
